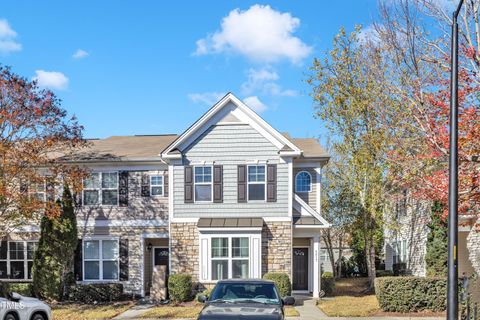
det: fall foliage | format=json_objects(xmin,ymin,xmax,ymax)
[{"xmin": 0, "ymin": 65, "xmax": 85, "ymax": 236}]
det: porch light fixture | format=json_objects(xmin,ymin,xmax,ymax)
[{"xmin": 147, "ymin": 242, "xmax": 152, "ymax": 252}]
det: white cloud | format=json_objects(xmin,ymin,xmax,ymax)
[
  {"xmin": 0, "ymin": 19, "xmax": 21, "ymax": 54},
  {"xmin": 243, "ymin": 96, "xmax": 267, "ymax": 113},
  {"xmin": 188, "ymin": 92, "xmax": 226, "ymax": 105},
  {"xmin": 72, "ymin": 49, "xmax": 89, "ymax": 59},
  {"xmin": 358, "ymin": 24, "xmax": 381, "ymax": 44},
  {"xmin": 241, "ymin": 68, "xmax": 298, "ymax": 97},
  {"xmin": 194, "ymin": 5, "xmax": 312, "ymax": 64},
  {"xmin": 33, "ymin": 70, "xmax": 69, "ymax": 90}
]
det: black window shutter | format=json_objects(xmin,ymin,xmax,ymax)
[
  {"xmin": 119, "ymin": 171, "xmax": 129, "ymax": 207},
  {"xmin": 213, "ymin": 165, "xmax": 223, "ymax": 203},
  {"xmin": 74, "ymin": 192, "xmax": 82, "ymax": 207},
  {"xmin": 0, "ymin": 240, "xmax": 7, "ymax": 260},
  {"xmin": 237, "ymin": 165, "xmax": 247, "ymax": 203},
  {"xmin": 119, "ymin": 239, "xmax": 129, "ymax": 281},
  {"xmin": 141, "ymin": 173, "xmax": 150, "ymax": 197},
  {"xmin": 19, "ymin": 180, "xmax": 28, "ymax": 194},
  {"xmin": 267, "ymin": 164, "xmax": 277, "ymax": 202},
  {"xmin": 46, "ymin": 178, "xmax": 55, "ymax": 202},
  {"xmin": 73, "ymin": 239, "xmax": 83, "ymax": 281},
  {"xmin": 184, "ymin": 166, "xmax": 193, "ymax": 203},
  {"xmin": 163, "ymin": 172, "xmax": 169, "ymax": 197}
]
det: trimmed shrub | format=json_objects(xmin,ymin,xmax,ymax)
[
  {"xmin": 321, "ymin": 272, "xmax": 335, "ymax": 296},
  {"xmin": 263, "ymin": 272, "xmax": 291, "ymax": 297},
  {"xmin": 195, "ymin": 288, "xmax": 212, "ymax": 302},
  {"xmin": 375, "ymin": 277, "xmax": 446, "ymax": 312},
  {"xmin": 168, "ymin": 274, "xmax": 192, "ymax": 303},
  {"xmin": 67, "ymin": 283, "xmax": 124, "ymax": 303},
  {"xmin": 376, "ymin": 270, "xmax": 394, "ymax": 277},
  {"xmin": 0, "ymin": 282, "xmax": 34, "ymax": 297}
]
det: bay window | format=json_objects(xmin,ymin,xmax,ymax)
[
  {"xmin": 83, "ymin": 172, "xmax": 118, "ymax": 206},
  {"xmin": 0, "ymin": 241, "xmax": 38, "ymax": 280},
  {"xmin": 194, "ymin": 166, "xmax": 212, "ymax": 202},
  {"xmin": 247, "ymin": 165, "xmax": 266, "ymax": 201},
  {"xmin": 83, "ymin": 239, "xmax": 119, "ymax": 281}
]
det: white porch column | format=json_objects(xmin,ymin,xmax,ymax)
[{"xmin": 313, "ymin": 234, "xmax": 321, "ymax": 298}]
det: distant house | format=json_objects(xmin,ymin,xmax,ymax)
[
  {"xmin": 383, "ymin": 190, "xmax": 479, "ymax": 277},
  {"xmin": 1, "ymin": 93, "xmax": 334, "ymax": 298}
]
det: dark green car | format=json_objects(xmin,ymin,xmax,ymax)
[{"xmin": 197, "ymin": 279, "xmax": 295, "ymax": 320}]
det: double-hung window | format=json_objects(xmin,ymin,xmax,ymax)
[
  {"xmin": 211, "ymin": 237, "xmax": 249, "ymax": 280},
  {"xmin": 392, "ymin": 240, "xmax": 408, "ymax": 264},
  {"xmin": 83, "ymin": 172, "xmax": 118, "ymax": 206},
  {"xmin": 83, "ymin": 239, "xmax": 119, "ymax": 281},
  {"xmin": 247, "ymin": 165, "xmax": 266, "ymax": 201},
  {"xmin": 194, "ymin": 166, "xmax": 212, "ymax": 202},
  {"xmin": 0, "ymin": 241, "xmax": 38, "ymax": 280},
  {"xmin": 30, "ymin": 181, "xmax": 46, "ymax": 202},
  {"xmin": 150, "ymin": 175, "xmax": 164, "ymax": 196}
]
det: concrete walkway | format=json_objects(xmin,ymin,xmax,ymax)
[{"xmin": 113, "ymin": 303, "xmax": 155, "ymax": 319}]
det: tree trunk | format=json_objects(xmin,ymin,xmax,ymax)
[
  {"xmin": 365, "ymin": 237, "xmax": 376, "ymax": 291},
  {"xmin": 337, "ymin": 237, "xmax": 344, "ymax": 278}
]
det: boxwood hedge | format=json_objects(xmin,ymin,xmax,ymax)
[
  {"xmin": 168, "ymin": 274, "xmax": 192, "ymax": 303},
  {"xmin": 263, "ymin": 272, "xmax": 291, "ymax": 297},
  {"xmin": 375, "ymin": 277, "xmax": 446, "ymax": 312}
]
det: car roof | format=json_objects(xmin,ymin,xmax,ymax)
[{"xmin": 215, "ymin": 279, "xmax": 275, "ymax": 284}]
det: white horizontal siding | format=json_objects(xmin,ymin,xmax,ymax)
[{"xmin": 173, "ymin": 124, "xmax": 289, "ymax": 218}]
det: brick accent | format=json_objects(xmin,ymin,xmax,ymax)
[
  {"xmin": 170, "ymin": 222, "xmax": 199, "ymax": 281},
  {"xmin": 262, "ymin": 221, "xmax": 292, "ymax": 278}
]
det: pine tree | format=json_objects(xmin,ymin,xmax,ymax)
[
  {"xmin": 33, "ymin": 185, "xmax": 78, "ymax": 300},
  {"xmin": 425, "ymin": 202, "xmax": 448, "ymax": 277}
]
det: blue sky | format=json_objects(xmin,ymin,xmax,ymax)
[{"xmin": 0, "ymin": 1, "xmax": 379, "ymax": 141}]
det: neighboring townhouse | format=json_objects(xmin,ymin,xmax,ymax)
[
  {"xmin": 384, "ymin": 190, "xmax": 479, "ymax": 277},
  {"xmin": 0, "ymin": 93, "xmax": 331, "ymax": 298}
]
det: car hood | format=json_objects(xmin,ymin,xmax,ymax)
[{"xmin": 198, "ymin": 303, "xmax": 283, "ymax": 320}]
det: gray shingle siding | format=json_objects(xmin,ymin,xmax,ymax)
[{"xmin": 173, "ymin": 124, "xmax": 289, "ymax": 218}]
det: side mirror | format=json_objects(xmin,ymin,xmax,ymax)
[
  {"xmin": 282, "ymin": 296, "xmax": 295, "ymax": 306},
  {"xmin": 197, "ymin": 294, "xmax": 208, "ymax": 303},
  {"xmin": 9, "ymin": 292, "xmax": 21, "ymax": 301}
]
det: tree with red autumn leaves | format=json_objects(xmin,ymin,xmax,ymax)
[
  {"xmin": 0, "ymin": 65, "xmax": 85, "ymax": 236},
  {"xmin": 376, "ymin": 0, "xmax": 480, "ymax": 221}
]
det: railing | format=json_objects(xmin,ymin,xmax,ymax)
[{"xmin": 461, "ymin": 273, "xmax": 479, "ymax": 320}]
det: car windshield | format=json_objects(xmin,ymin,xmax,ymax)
[{"xmin": 210, "ymin": 282, "xmax": 280, "ymax": 304}]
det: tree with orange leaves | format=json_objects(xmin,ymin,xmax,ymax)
[{"xmin": 0, "ymin": 65, "xmax": 85, "ymax": 236}]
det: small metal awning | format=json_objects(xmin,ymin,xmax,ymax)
[
  {"xmin": 197, "ymin": 218, "xmax": 263, "ymax": 230},
  {"xmin": 293, "ymin": 216, "xmax": 326, "ymax": 226}
]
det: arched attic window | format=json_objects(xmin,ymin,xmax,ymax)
[{"xmin": 295, "ymin": 171, "xmax": 312, "ymax": 193}]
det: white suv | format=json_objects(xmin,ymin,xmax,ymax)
[{"xmin": 0, "ymin": 292, "xmax": 51, "ymax": 320}]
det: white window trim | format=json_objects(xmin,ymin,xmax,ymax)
[
  {"xmin": 82, "ymin": 172, "xmax": 119, "ymax": 207},
  {"xmin": 295, "ymin": 171, "xmax": 312, "ymax": 193},
  {"xmin": 392, "ymin": 240, "xmax": 408, "ymax": 264},
  {"xmin": 0, "ymin": 241, "xmax": 38, "ymax": 281},
  {"xmin": 247, "ymin": 164, "xmax": 267, "ymax": 202},
  {"xmin": 82, "ymin": 237, "xmax": 120, "ymax": 282},
  {"xmin": 199, "ymin": 233, "xmax": 261, "ymax": 282},
  {"xmin": 150, "ymin": 175, "xmax": 164, "ymax": 197},
  {"xmin": 194, "ymin": 166, "xmax": 213, "ymax": 203}
]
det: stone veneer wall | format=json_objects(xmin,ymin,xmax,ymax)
[
  {"xmin": 467, "ymin": 218, "xmax": 480, "ymax": 275},
  {"xmin": 262, "ymin": 221, "xmax": 292, "ymax": 278},
  {"xmin": 170, "ymin": 223, "xmax": 199, "ymax": 281}
]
